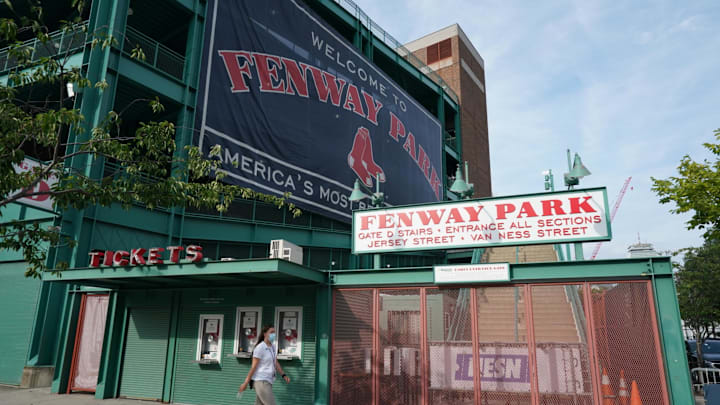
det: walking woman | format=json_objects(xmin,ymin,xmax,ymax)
[{"xmin": 238, "ymin": 325, "xmax": 291, "ymax": 405}]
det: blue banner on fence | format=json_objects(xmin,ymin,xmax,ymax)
[{"xmin": 195, "ymin": 0, "xmax": 443, "ymax": 222}]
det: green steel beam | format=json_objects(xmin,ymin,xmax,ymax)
[
  {"xmin": 181, "ymin": 215, "xmax": 351, "ymax": 248},
  {"xmin": 26, "ymin": 282, "xmax": 67, "ymax": 367},
  {"xmin": 444, "ymin": 144, "xmax": 460, "ymax": 161},
  {"xmin": 48, "ymin": 258, "xmax": 326, "ymax": 283},
  {"xmin": 330, "ymin": 257, "xmax": 673, "ymax": 286},
  {"xmin": 162, "ymin": 292, "xmax": 181, "ymax": 402},
  {"xmin": 313, "ymin": 284, "xmax": 332, "ymax": 405},
  {"xmin": 173, "ymin": 0, "xmax": 195, "ymax": 13},
  {"xmin": 88, "ymin": 201, "xmax": 351, "ymax": 249},
  {"xmin": 310, "ymin": 0, "xmax": 459, "ymax": 112},
  {"xmin": 372, "ymin": 41, "xmax": 444, "ymax": 96},
  {"xmin": 64, "ymin": 0, "xmax": 128, "ymax": 269},
  {"xmin": 650, "ymin": 259, "xmax": 695, "ymax": 404},
  {"xmin": 0, "ymin": 52, "xmax": 85, "ymax": 86},
  {"xmin": 116, "ymin": 57, "xmax": 186, "ymax": 103},
  {"xmin": 311, "ymin": 0, "xmax": 356, "ymax": 28},
  {"xmin": 50, "ymin": 287, "xmax": 81, "ymax": 394},
  {"xmin": 454, "ymin": 104, "xmax": 462, "ymax": 158},
  {"xmin": 95, "ymin": 291, "xmax": 123, "ymax": 399},
  {"xmin": 331, "ymin": 268, "xmax": 434, "ymax": 286}
]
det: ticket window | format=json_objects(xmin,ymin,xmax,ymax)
[
  {"xmin": 233, "ymin": 307, "xmax": 262, "ymax": 358},
  {"xmin": 275, "ymin": 306, "xmax": 303, "ymax": 360},
  {"xmin": 195, "ymin": 314, "xmax": 224, "ymax": 363}
]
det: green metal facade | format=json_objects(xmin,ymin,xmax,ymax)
[
  {"xmin": 0, "ymin": 1, "xmax": 695, "ymax": 405},
  {"xmin": 0, "ymin": 261, "xmax": 43, "ymax": 384},
  {"xmin": 119, "ymin": 307, "xmax": 170, "ymax": 400}
]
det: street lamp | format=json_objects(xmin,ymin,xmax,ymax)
[
  {"xmin": 562, "ymin": 149, "xmax": 592, "ymax": 259},
  {"xmin": 349, "ymin": 173, "xmax": 384, "ymax": 269},
  {"xmin": 449, "ymin": 162, "xmax": 474, "ymax": 199},
  {"xmin": 349, "ymin": 174, "xmax": 384, "ymax": 208},
  {"xmin": 563, "ymin": 149, "xmax": 591, "ymax": 189}
]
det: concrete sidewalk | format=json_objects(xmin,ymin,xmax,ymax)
[
  {"xmin": 0, "ymin": 386, "xmax": 156, "ymax": 405},
  {"xmin": 0, "ymin": 385, "xmax": 709, "ymax": 404}
]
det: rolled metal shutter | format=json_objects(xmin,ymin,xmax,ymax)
[
  {"xmin": 0, "ymin": 262, "xmax": 41, "ymax": 385},
  {"xmin": 119, "ymin": 307, "xmax": 170, "ymax": 400}
]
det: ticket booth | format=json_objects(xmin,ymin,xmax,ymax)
[{"xmin": 50, "ymin": 257, "xmax": 326, "ymax": 404}]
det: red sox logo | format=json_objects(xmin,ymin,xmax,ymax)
[{"xmin": 347, "ymin": 126, "xmax": 385, "ymax": 188}]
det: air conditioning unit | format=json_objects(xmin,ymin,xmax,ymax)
[{"xmin": 269, "ymin": 239, "xmax": 303, "ymax": 265}]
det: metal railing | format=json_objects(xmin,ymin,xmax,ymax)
[
  {"xmin": 444, "ymin": 130, "xmax": 458, "ymax": 152},
  {"xmin": 0, "ymin": 21, "xmax": 88, "ymax": 73},
  {"xmin": 692, "ymin": 367, "xmax": 720, "ymax": 393},
  {"xmin": 122, "ymin": 25, "xmax": 185, "ymax": 81},
  {"xmin": 330, "ymin": 0, "xmax": 459, "ymax": 104}
]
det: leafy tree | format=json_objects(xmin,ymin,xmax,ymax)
[
  {"xmin": 674, "ymin": 238, "xmax": 720, "ymax": 366},
  {"xmin": 652, "ymin": 129, "xmax": 720, "ymax": 241},
  {"xmin": 0, "ymin": 2, "xmax": 299, "ymax": 278}
]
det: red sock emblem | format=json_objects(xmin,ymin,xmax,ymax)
[{"xmin": 347, "ymin": 127, "xmax": 385, "ymax": 187}]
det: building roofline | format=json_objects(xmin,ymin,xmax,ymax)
[{"xmin": 404, "ymin": 23, "xmax": 485, "ymax": 69}]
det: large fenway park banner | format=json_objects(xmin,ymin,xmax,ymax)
[{"xmin": 195, "ymin": 0, "xmax": 443, "ymax": 222}]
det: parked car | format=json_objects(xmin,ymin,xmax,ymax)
[{"xmin": 687, "ymin": 339, "xmax": 720, "ymax": 369}]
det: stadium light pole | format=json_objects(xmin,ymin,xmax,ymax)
[
  {"xmin": 449, "ymin": 162, "xmax": 474, "ymax": 200},
  {"xmin": 543, "ymin": 169, "xmax": 571, "ymax": 262},
  {"xmin": 349, "ymin": 174, "xmax": 384, "ymax": 269}
]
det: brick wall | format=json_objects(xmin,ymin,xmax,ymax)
[{"xmin": 410, "ymin": 36, "xmax": 492, "ymax": 197}]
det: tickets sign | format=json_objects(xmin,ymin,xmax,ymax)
[{"xmin": 352, "ymin": 188, "xmax": 610, "ymax": 254}]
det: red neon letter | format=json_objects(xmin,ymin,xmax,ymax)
[
  {"xmin": 167, "ymin": 246, "xmax": 184, "ymax": 263},
  {"xmin": 148, "ymin": 247, "xmax": 165, "ymax": 265},
  {"xmin": 130, "ymin": 248, "xmax": 147, "ymax": 265},
  {"xmin": 113, "ymin": 251, "xmax": 130, "ymax": 266},
  {"xmin": 88, "ymin": 251, "xmax": 103, "ymax": 267},
  {"xmin": 103, "ymin": 250, "xmax": 114, "ymax": 266},
  {"xmin": 186, "ymin": 245, "xmax": 204, "ymax": 263}
]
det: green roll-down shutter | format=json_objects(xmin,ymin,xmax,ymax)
[{"xmin": 119, "ymin": 307, "xmax": 170, "ymax": 400}]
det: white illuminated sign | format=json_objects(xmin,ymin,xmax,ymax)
[
  {"xmin": 353, "ymin": 188, "xmax": 610, "ymax": 254},
  {"xmin": 434, "ymin": 263, "xmax": 510, "ymax": 284}
]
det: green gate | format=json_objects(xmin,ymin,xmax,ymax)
[{"xmin": 119, "ymin": 307, "xmax": 170, "ymax": 400}]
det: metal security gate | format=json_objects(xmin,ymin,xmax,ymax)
[
  {"xmin": 119, "ymin": 307, "xmax": 170, "ymax": 400},
  {"xmin": 331, "ymin": 282, "xmax": 670, "ymax": 405},
  {"xmin": 68, "ymin": 294, "xmax": 110, "ymax": 393}
]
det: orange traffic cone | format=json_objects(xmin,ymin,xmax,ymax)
[
  {"xmin": 618, "ymin": 370, "xmax": 630, "ymax": 405},
  {"xmin": 630, "ymin": 380, "xmax": 643, "ymax": 405},
  {"xmin": 601, "ymin": 368, "xmax": 617, "ymax": 405}
]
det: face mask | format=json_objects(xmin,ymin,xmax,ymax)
[{"xmin": 268, "ymin": 333, "xmax": 277, "ymax": 343}]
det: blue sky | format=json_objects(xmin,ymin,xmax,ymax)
[{"xmin": 359, "ymin": 0, "xmax": 719, "ymax": 259}]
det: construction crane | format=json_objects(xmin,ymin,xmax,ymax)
[{"xmin": 590, "ymin": 176, "xmax": 632, "ymax": 260}]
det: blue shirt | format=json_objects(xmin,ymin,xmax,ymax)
[{"xmin": 252, "ymin": 341, "xmax": 277, "ymax": 383}]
